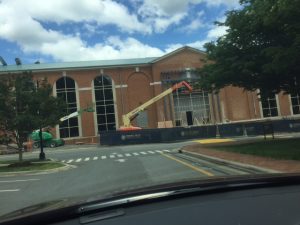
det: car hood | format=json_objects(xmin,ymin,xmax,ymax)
[{"xmin": 1, "ymin": 173, "xmax": 300, "ymax": 223}]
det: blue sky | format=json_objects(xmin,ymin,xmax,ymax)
[{"xmin": 0, "ymin": 0, "xmax": 240, "ymax": 65}]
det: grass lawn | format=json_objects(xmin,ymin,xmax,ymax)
[
  {"xmin": 0, "ymin": 159, "xmax": 65, "ymax": 172},
  {"xmin": 211, "ymin": 138, "xmax": 300, "ymax": 161}
]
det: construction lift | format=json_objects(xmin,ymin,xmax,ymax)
[{"xmin": 119, "ymin": 81, "xmax": 193, "ymax": 131}]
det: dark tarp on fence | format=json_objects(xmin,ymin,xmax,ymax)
[{"xmin": 99, "ymin": 118, "xmax": 300, "ymax": 145}]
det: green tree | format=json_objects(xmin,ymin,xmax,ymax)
[
  {"xmin": 197, "ymin": 0, "xmax": 300, "ymax": 94},
  {"xmin": 0, "ymin": 73, "xmax": 65, "ymax": 161}
]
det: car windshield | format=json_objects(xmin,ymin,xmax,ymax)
[{"xmin": 0, "ymin": 0, "xmax": 299, "ymax": 220}]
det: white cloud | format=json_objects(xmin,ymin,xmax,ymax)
[
  {"xmin": 0, "ymin": 0, "xmax": 237, "ymax": 62},
  {"xmin": 165, "ymin": 39, "xmax": 208, "ymax": 53},
  {"xmin": 203, "ymin": 0, "xmax": 239, "ymax": 7},
  {"xmin": 179, "ymin": 10, "xmax": 205, "ymax": 33},
  {"xmin": 28, "ymin": 34, "xmax": 165, "ymax": 61},
  {"xmin": 0, "ymin": 0, "xmax": 151, "ymax": 34},
  {"xmin": 137, "ymin": 0, "xmax": 187, "ymax": 32},
  {"xmin": 0, "ymin": 0, "xmax": 166, "ymax": 61},
  {"xmin": 136, "ymin": 0, "xmax": 238, "ymax": 32},
  {"xmin": 207, "ymin": 25, "xmax": 228, "ymax": 38}
]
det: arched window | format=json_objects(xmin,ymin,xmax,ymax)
[
  {"xmin": 56, "ymin": 77, "xmax": 79, "ymax": 138},
  {"xmin": 94, "ymin": 76, "xmax": 116, "ymax": 131}
]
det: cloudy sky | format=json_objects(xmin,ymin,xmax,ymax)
[{"xmin": 0, "ymin": 0, "xmax": 240, "ymax": 65}]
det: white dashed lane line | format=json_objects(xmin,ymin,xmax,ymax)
[
  {"xmin": 0, "ymin": 189, "xmax": 20, "ymax": 193},
  {"xmin": 62, "ymin": 149, "xmax": 174, "ymax": 164}
]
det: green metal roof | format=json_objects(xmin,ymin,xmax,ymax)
[
  {"xmin": 0, "ymin": 46, "xmax": 206, "ymax": 74},
  {"xmin": 0, "ymin": 57, "xmax": 158, "ymax": 73}
]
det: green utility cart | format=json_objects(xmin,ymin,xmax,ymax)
[{"xmin": 30, "ymin": 131, "xmax": 64, "ymax": 148}]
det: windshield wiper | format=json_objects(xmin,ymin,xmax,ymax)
[
  {"xmin": 78, "ymin": 173, "xmax": 300, "ymax": 214},
  {"xmin": 78, "ymin": 191, "xmax": 174, "ymax": 213}
]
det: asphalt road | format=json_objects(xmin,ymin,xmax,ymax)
[{"xmin": 0, "ymin": 141, "xmax": 263, "ymax": 217}]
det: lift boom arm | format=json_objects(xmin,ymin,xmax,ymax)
[{"xmin": 122, "ymin": 81, "xmax": 192, "ymax": 128}]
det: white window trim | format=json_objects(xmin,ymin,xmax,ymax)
[
  {"xmin": 289, "ymin": 93, "xmax": 300, "ymax": 116},
  {"xmin": 54, "ymin": 75, "xmax": 82, "ymax": 139},
  {"xmin": 53, "ymin": 82, "xmax": 60, "ymax": 139},
  {"xmin": 91, "ymin": 80, "xmax": 98, "ymax": 136},
  {"xmin": 113, "ymin": 82, "xmax": 119, "ymax": 129},
  {"xmin": 289, "ymin": 94, "xmax": 294, "ymax": 115},
  {"xmin": 150, "ymin": 81, "xmax": 161, "ymax": 86},
  {"xmin": 258, "ymin": 89, "xmax": 281, "ymax": 118},
  {"xmin": 275, "ymin": 94, "xmax": 281, "ymax": 116},
  {"xmin": 92, "ymin": 76, "xmax": 118, "ymax": 134},
  {"xmin": 75, "ymin": 81, "xmax": 83, "ymax": 138}
]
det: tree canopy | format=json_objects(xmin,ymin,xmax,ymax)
[
  {"xmin": 0, "ymin": 73, "xmax": 65, "ymax": 154},
  {"xmin": 197, "ymin": 0, "xmax": 300, "ymax": 94}
]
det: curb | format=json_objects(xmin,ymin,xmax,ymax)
[
  {"xmin": 181, "ymin": 149, "xmax": 280, "ymax": 174},
  {"xmin": 0, "ymin": 161, "xmax": 76, "ymax": 177}
]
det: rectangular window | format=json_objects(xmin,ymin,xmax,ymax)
[
  {"xmin": 291, "ymin": 93, "xmax": 300, "ymax": 115},
  {"xmin": 173, "ymin": 88, "xmax": 211, "ymax": 126},
  {"xmin": 94, "ymin": 76, "xmax": 116, "ymax": 132},
  {"xmin": 56, "ymin": 77, "xmax": 79, "ymax": 139},
  {"xmin": 260, "ymin": 92, "xmax": 278, "ymax": 117}
]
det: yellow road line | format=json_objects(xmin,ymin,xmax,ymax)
[
  {"xmin": 194, "ymin": 138, "xmax": 234, "ymax": 144},
  {"xmin": 161, "ymin": 153, "xmax": 214, "ymax": 177}
]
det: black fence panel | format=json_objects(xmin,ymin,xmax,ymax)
[
  {"xmin": 100, "ymin": 126, "xmax": 217, "ymax": 145},
  {"xmin": 244, "ymin": 123, "xmax": 265, "ymax": 136},
  {"xmin": 288, "ymin": 120, "xmax": 300, "ymax": 132},
  {"xmin": 99, "ymin": 119, "xmax": 300, "ymax": 145},
  {"xmin": 272, "ymin": 119, "xmax": 300, "ymax": 133},
  {"xmin": 218, "ymin": 124, "xmax": 244, "ymax": 137}
]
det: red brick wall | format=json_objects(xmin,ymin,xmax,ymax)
[
  {"xmin": 22, "ymin": 48, "xmax": 296, "ymax": 144},
  {"xmin": 152, "ymin": 49, "xmax": 206, "ymax": 122},
  {"xmin": 126, "ymin": 72, "xmax": 154, "ymax": 127},
  {"xmin": 278, "ymin": 92, "xmax": 292, "ymax": 116}
]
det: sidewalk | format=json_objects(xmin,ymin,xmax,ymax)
[{"xmin": 182, "ymin": 138, "xmax": 300, "ymax": 173}]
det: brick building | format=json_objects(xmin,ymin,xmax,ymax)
[{"xmin": 0, "ymin": 46, "xmax": 299, "ymax": 144}]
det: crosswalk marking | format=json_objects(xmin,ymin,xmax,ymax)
[{"xmin": 61, "ymin": 149, "xmax": 173, "ymax": 164}]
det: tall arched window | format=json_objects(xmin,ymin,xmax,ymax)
[
  {"xmin": 56, "ymin": 77, "xmax": 79, "ymax": 138},
  {"xmin": 94, "ymin": 76, "xmax": 116, "ymax": 131}
]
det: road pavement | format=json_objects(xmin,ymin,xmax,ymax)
[{"xmin": 0, "ymin": 140, "xmax": 267, "ymax": 217}]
